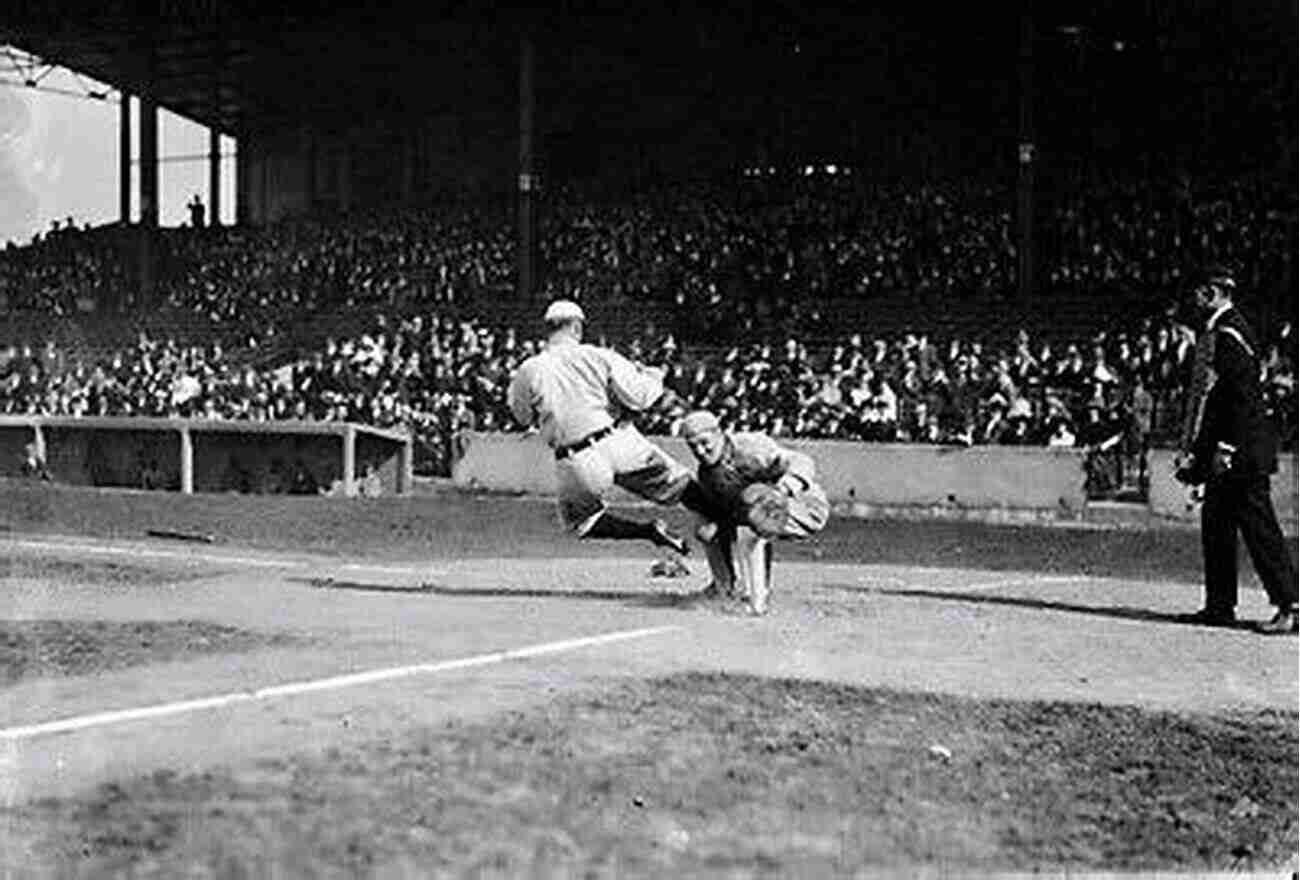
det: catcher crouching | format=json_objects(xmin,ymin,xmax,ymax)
[{"xmin": 680, "ymin": 410, "xmax": 829, "ymax": 615}]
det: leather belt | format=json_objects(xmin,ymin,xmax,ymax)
[{"xmin": 555, "ymin": 425, "xmax": 615, "ymax": 460}]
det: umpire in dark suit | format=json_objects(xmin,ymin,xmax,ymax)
[{"xmin": 1174, "ymin": 266, "xmax": 1297, "ymax": 634}]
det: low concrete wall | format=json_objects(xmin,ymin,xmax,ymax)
[
  {"xmin": 1148, "ymin": 448, "xmax": 1299, "ymax": 532},
  {"xmin": 452, "ymin": 431, "xmax": 1090, "ymax": 523}
]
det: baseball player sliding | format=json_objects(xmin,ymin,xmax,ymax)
[
  {"xmin": 680, "ymin": 410, "xmax": 829, "ymax": 615},
  {"xmin": 507, "ymin": 300, "xmax": 714, "ymax": 554}
]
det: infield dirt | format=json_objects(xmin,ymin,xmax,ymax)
[{"xmin": 1, "ymin": 480, "xmax": 1297, "ymax": 876}]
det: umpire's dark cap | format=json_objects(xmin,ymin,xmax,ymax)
[{"xmin": 1191, "ymin": 263, "xmax": 1238, "ymax": 295}]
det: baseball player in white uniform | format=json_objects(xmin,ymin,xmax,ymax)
[
  {"xmin": 680, "ymin": 410, "xmax": 830, "ymax": 614},
  {"xmin": 508, "ymin": 300, "xmax": 712, "ymax": 554}
]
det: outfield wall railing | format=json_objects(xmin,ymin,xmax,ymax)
[{"xmin": 0, "ymin": 416, "xmax": 413, "ymax": 497}]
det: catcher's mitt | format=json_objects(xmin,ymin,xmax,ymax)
[{"xmin": 739, "ymin": 482, "xmax": 789, "ymax": 538}]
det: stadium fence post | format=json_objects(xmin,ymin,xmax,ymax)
[
  {"xmin": 32, "ymin": 420, "xmax": 46, "ymax": 465},
  {"xmin": 342, "ymin": 425, "xmax": 357, "ymax": 497},
  {"xmin": 398, "ymin": 433, "xmax": 413, "ymax": 495},
  {"xmin": 179, "ymin": 425, "xmax": 194, "ymax": 494}
]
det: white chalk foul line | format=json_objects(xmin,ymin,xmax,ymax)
[
  {"xmin": 857, "ymin": 573, "xmax": 1096, "ymax": 593},
  {"xmin": 2, "ymin": 537, "xmax": 445, "ymax": 579},
  {"xmin": 0, "ymin": 625, "xmax": 681, "ymax": 742},
  {"xmin": 5, "ymin": 537, "xmax": 289, "ymax": 569},
  {"xmin": 961, "ymin": 574, "xmax": 1096, "ymax": 593}
]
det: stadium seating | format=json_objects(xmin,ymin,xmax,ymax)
[{"xmin": 2, "ymin": 173, "xmax": 1295, "ymax": 488}]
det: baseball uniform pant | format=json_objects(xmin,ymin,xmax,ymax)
[
  {"xmin": 701, "ymin": 482, "xmax": 829, "ymax": 613},
  {"xmin": 556, "ymin": 425, "xmax": 693, "ymax": 534}
]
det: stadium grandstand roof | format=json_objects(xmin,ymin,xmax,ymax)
[
  {"xmin": 0, "ymin": 1, "xmax": 532, "ymax": 135},
  {"xmin": 0, "ymin": 0, "xmax": 1292, "ymax": 141}
]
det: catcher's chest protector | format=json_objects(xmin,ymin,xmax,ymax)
[{"xmin": 700, "ymin": 443, "xmax": 782, "ymax": 515}]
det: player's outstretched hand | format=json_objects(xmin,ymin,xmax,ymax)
[{"xmin": 740, "ymin": 482, "xmax": 789, "ymax": 538}]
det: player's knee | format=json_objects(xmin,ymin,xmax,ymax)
[{"xmin": 734, "ymin": 525, "xmax": 767, "ymax": 551}]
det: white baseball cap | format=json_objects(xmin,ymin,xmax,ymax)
[{"xmin": 543, "ymin": 299, "xmax": 585, "ymax": 323}]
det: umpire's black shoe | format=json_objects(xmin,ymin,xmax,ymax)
[
  {"xmin": 649, "ymin": 519, "xmax": 689, "ymax": 556},
  {"xmin": 1179, "ymin": 607, "xmax": 1237, "ymax": 628},
  {"xmin": 1256, "ymin": 607, "xmax": 1298, "ymax": 635}
]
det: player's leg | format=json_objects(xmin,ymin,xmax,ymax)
[
  {"xmin": 603, "ymin": 426, "xmax": 704, "ymax": 552},
  {"xmin": 608, "ymin": 426, "xmax": 699, "ymax": 509},
  {"xmin": 697, "ymin": 521, "xmax": 737, "ymax": 598},
  {"xmin": 559, "ymin": 445, "xmax": 687, "ymax": 553},
  {"xmin": 1236, "ymin": 474, "xmax": 1298, "ymax": 627},
  {"xmin": 732, "ymin": 525, "xmax": 773, "ymax": 615},
  {"xmin": 1197, "ymin": 477, "xmax": 1240, "ymax": 620},
  {"xmin": 603, "ymin": 427, "xmax": 723, "ymax": 523},
  {"xmin": 557, "ymin": 454, "xmax": 611, "ymax": 536}
]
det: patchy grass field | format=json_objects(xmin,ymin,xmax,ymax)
[
  {"xmin": 0, "ymin": 620, "xmax": 299, "ymax": 685},
  {"xmin": 0, "ymin": 556, "xmax": 215, "ymax": 588},
  {"xmin": 1, "ymin": 481, "xmax": 1295, "ymax": 876},
  {"xmin": 8, "ymin": 673, "xmax": 1296, "ymax": 877},
  {"xmin": 0, "ymin": 478, "xmax": 1222, "ymax": 581}
]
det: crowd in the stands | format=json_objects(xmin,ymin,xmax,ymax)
[
  {"xmin": 1, "ymin": 173, "xmax": 1296, "ymax": 490},
  {"xmin": 2, "ymin": 173, "xmax": 1292, "ymax": 343},
  {"xmin": 2, "ymin": 305, "xmax": 1295, "ymax": 488}
]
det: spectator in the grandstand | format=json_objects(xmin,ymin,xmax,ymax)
[
  {"xmin": 1, "ymin": 170, "xmax": 1295, "ymax": 485},
  {"xmin": 859, "ymin": 375, "xmax": 899, "ymax": 441},
  {"xmin": 1046, "ymin": 417, "xmax": 1077, "ymax": 448}
]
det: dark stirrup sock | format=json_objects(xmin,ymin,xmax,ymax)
[{"xmin": 584, "ymin": 511, "xmax": 655, "ymax": 541}]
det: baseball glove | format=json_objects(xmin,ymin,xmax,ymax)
[{"xmin": 739, "ymin": 482, "xmax": 789, "ymax": 538}]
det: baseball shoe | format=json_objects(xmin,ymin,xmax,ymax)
[
  {"xmin": 649, "ymin": 519, "xmax": 689, "ymax": 556},
  {"xmin": 649, "ymin": 556, "xmax": 691, "ymax": 579},
  {"xmin": 1178, "ymin": 607, "xmax": 1236, "ymax": 628},
  {"xmin": 1256, "ymin": 607, "xmax": 1298, "ymax": 635}
]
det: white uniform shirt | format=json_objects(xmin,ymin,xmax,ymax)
[{"xmin": 507, "ymin": 338, "xmax": 665, "ymax": 448}]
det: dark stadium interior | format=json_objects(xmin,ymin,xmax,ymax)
[
  {"xmin": 0, "ymin": 0, "xmax": 1296, "ymax": 493},
  {"xmin": 3, "ymin": 0, "xmax": 1293, "ymax": 168}
]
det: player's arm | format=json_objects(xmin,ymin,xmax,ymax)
[
  {"xmin": 738, "ymin": 433, "xmax": 816, "ymax": 493},
  {"xmin": 604, "ymin": 349, "xmax": 668, "ymax": 413},
  {"xmin": 771, "ymin": 444, "xmax": 816, "ymax": 494},
  {"xmin": 505, "ymin": 367, "xmax": 536, "ymax": 429},
  {"xmin": 651, "ymin": 384, "xmax": 687, "ymax": 415}
]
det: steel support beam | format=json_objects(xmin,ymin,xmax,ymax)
[
  {"xmin": 517, "ymin": 31, "xmax": 536, "ymax": 303},
  {"xmin": 119, "ymin": 95, "xmax": 132, "ymax": 223},
  {"xmin": 1016, "ymin": 1, "xmax": 1036, "ymax": 302},
  {"xmin": 139, "ymin": 96, "xmax": 159, "ymax": 228},
  {"xmin": 209, "ymin": 127, "xmax": 221, "ymax": 226}
]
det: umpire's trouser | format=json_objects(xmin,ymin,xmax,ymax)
[{"xmin": 1201, "ymin": 472, "xmax": 1298, "ymax": 614}]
